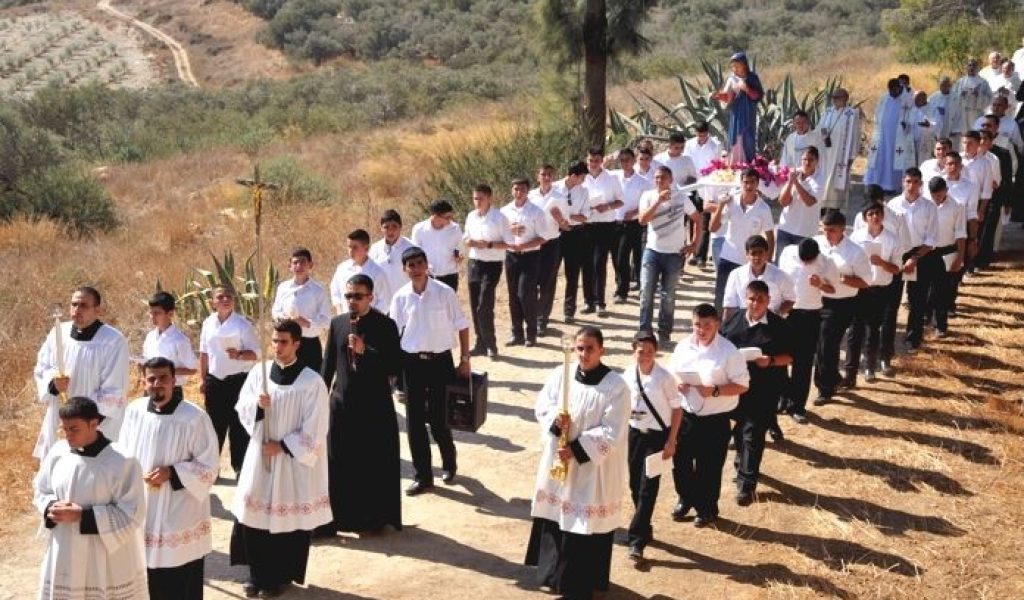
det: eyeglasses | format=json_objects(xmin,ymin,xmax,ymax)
[{"xmin": 344, "ymin": 293, "xmax": 368, "ymax": 300}]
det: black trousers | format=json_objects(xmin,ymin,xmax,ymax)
[
  {"xmin": 525, "ymin": 518, "xmax": 612, "ymax": 600},
  {"xmin": 402, "ymin": 351, "xmax": 457, "ymax": 483},
  {"xmin": 731, "ymin": 397, "xmax": 775, "ymax": 493},
  {"xmin": 627, "ymin": 427, "xmax": 668, "ymax": 548},
  {"xmin": 204, "ymin": 372, "xmax": 249, "ymax": 473},
  {"xmin": 589, "ymin": 222, "xmax": 618, "ymax": 308},
  {"xmin": 506, "ymin": 251, "xmax": 540, "ymax": 341},
  {"xmin": 672, "ymin": 412, "xmax": 730, "ymax": 518},
  {"xmin": 814, "ymin": 296, "xmax": 856, "ymax": 398},
  {"xmin": 879, "ymin": 275, "xmax": 903, "ymax": 361},
  {"xmin": 845, "ymin": 286, "xmax": 887, "ymax": 374},
  {"xmin": 614, "ymin": 220, "xmax": 643, "ymax": 298},
  {"xmin": 785, "ymin": 308, "xmax": 820, "ymax": 416},
  {"xmin": 230, "ymin": 522, "xmax": 311, "ymax": 590},
  {"xmin": 906, "ymin": 254, "xmax": 941, "ymax": 345},
  {"xmin": 536, "ymin": 237, "xmax": 561, "ymax": 328},
  {"xmin": 468, "ymin": 259, "xmax": 503, "ymax": 351},
  {"xmin": 929, "ymin": 265, "xmax": 957, "ymax": 332},
  {"xmin": 435, "ymin": 273, "xmax": 459, "ymax": 292},
  {"xmin": 297, "ymin": 335, "xmax": 322, "ymax": 374},
  {"xmin": 148, "ymin": 557, "xmax": 204, "ymax": 600},
  {"xmin": 561, "ymin": 227, "xmax": 593, "ymax": 318},
  {"xmin": 976, "ymin": 198, "xmax": 1000, "ymax": 268}
]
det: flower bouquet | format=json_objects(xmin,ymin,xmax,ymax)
[{"xmin": 697, "ymin": 155, "xmax": 790, "ymax": 199}]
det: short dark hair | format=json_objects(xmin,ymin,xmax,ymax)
[
  {"xmin": 694, "ymin": 121, "xmax": 710, "ymax": 133},
  {"xmin": 866, "ymin": 184, "xmax": 885, "ymax": 201},
  {"xmin": 347, "ymin": 273, "xmax": 374, "ymax": 292},
  {"xmin": 148, "ymin": 291, "xmax": 176, "ymax": 312},
  {"xmin": 636, "ymin": 146, "xmax": 653, "ymax": 157},
  {"xmin": 511, "ymin": 177, "xmax": 531, "ymax": 187},
  {"xmin": 291, "ymin": 247, "xmax": 313, "ymax": 262},
  {"xmin": 587, "ymin": 145, "xmax": 604, "ymax": 157},
  {"xmin": 744, "ymin": 235, "xmax": 769, "ymax": 253},
  {"xmin": 980, "ymin": 130, "xmax": 996, "ymax": 142},
  {"xmin": 575, "ymin": 325, "xmax": 604, "ymax": 347},
  {"xmin": 964, "ymin": 130, "xmax": 981, "ymax": 141},
  {"xmin": 820, "ymin": 209, "xmax": 847, "ymax": 227},
  {"xmin": 59, "ymin": 396, "xmax": 103, "ymax": 422},
  {"xmin": 538, "ymin": 164, "xmax": 556, "ymax": 173},
  {"xmin": 802, "ymin": 146, "xmax": 819, "ymax": 161},
  {"xmin": 348, "ymin": 229, "xmax": 371, "ymax": 245},
  {"xmin": 473, "ymin": 183, "xmax": 493, "ymax": 196},
  {"xmin": 798, "ymin": 238, "xmax": 821, "ymax": 261},
  {"xmin": 861, "ymin": 202, "xmax": 885, "ymax": 217},
  {"xmin": 897, "ymin": 73, "xmax": 910, "ymax": 84},
  {"xmin": 401, "ymin": 246, "xmax": 427, "ymax": 266},
  {"xmin": 274, "ymin": 319, "xmax": 303, "ymax": 341},
  {"xmin": 143, "ymin": 356, "xmax": 176, "ymax": 377},
  {"xmin": 618, "ymin": 147, "xmax": 635, "ymax": 159},
  {"xmin": 928, "ymin": 176, "xmax": 947, "ymax": 193},
  {"xmin": 631, "ymin": 330, "xmax": 658, "ymax": 349},
  {"xmin": 380, "ymin": 209, "xmax": 402, "ymax": 226},
  {"xmin": 746, "ymin": 280, "xmax": 770, "ymax": 296},
  {"xmin": 429, "ymin": 199, "xmax": 454, "ymax": 215},
  {"xmin": 984, "ymin": 113, "xmax": 999, "ymax": 124},
  {"xmin": 75, "ymin": 286, "xmax": 102, "ymax": 307},
  {"xmin": 668, "ymin": 132, "xmax": 687, "ymax": 145},
  {"xmin": 945, "ymin": 150, "xmax": 962, "ymax": 163},
  {"xmin": 740, "ymin": 167, "xmax": 760, "ymax": 181},
  {"xmin": 656, "ymin": 165, "xmax": 674, "ymax": 179},
  {"xmin": 903, "ymin": 167, "xmax": 922, "ymax": 180},
  {"xmin": 937, "ymin": 137, "xmax": 953, "ymax": 148},
  {"xmin": 693, "ymin": 303, "xmax": 718, "ymax": 320},
  {"xmin": 793, "ymin": 109, "xmax": 809, "ymax": 119},
  {"xmin": 566, "ymin": 160, "xmax": 588, "ymax": 177}
]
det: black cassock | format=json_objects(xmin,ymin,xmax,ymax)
[{"xmin": 320, "ymin": 308, "xmax": 403, "ymax": 533}]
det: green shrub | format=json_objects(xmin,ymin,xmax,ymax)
[
  {"xmin": 23, "ymin": 165, "xmax": 118, "ymax": 235},
  {"xmin": 258, "ymin": 155, "xmax": 336, "ymax": 205}
]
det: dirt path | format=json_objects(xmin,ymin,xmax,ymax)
[
  {"xmin": 96, "ymin": 0, "xmax": 199, "ymax": 88},
  {"xmin": 2, "ymin": 229, "xmax": 1023, "ymax": 599}
]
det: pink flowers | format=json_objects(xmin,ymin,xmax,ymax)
[{"xmin": 700, "ymin": 155, "xmax": 791, "ymax": 186}]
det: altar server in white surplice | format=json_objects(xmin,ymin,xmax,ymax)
[
  {"xmin": 230, "ymin": 319, "xmax": 331, "ymax": 599},
  {"xmin": 118, "ymin": 357, "xmax": 219, "ymax": 600},
  {"xmin": 818, "ymin": 88, "xmax": 861, "ymax": 210},
  {"xmin": 34, "ymin": 286, "xmax": 130, "ymax": 460},
  {"xmin": 35, "ymin": 396, "xmax": 148, "ymax": 600},
  {"xmin": 525, "ymin": 326, "xmax": 630, "ymax": 600}
]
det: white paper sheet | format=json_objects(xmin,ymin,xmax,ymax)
[
  {"xmin": 217, "ymin": 332, "xmax": 241, "ymax": 352},
  {"xmin": 739, "ymin": 347, "xmax": 764, "ymax": 361},
  {"xmin": 645, "ymin": 452, "xmax": 671, "ymax": 479}
]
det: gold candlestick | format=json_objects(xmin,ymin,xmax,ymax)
[
  {"xmin": 549, "ymin": 335, "xmax": 573, "ymax": 483},
  {"xmin": 51, "ymin": 305, "xmax": 68, "ymax": 405}
]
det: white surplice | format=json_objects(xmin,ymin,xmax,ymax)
[
  {"xmin": 231, "ymin": 363, "xmax": 332, "ymax": 533},
  {"xmin": 530, "ymin": 364, "xmax": 630, "ymax": 535},
  {"xmin": 817, "ymin": 105, "xmax": 860, "ymax": 208},
  {"xmin": 117, "ymin": 397, "xmax": 219, "ymax": 568},
  {"xmin": 34, "ymin": 440, "xmax": 147, "ymax": 600},
  {"xmin": 33, "ymin": 323, "xmax": 130, "ymax": 459}
]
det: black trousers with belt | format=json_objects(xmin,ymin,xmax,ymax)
[
  {"xmin": 297, "ymin": 335, "xmax": 323, "ymax": 373},
  {"xmin": 436, "ymin": 273, "xmax": 459, "ymax": 292},
  {"xmin": 536, "ymin": 237, "xmax": 561, "ymax": 329},
  {"xmin": 814, "ymin": 296, "xmax": 856, "ymax": 398},
  {"xmin": 672, "ymin": 412, "xmax": 730, "ymax": 519},
  {"xmin": 906, "ymin": 253, "xmax": 942, "ymax": 346},
  {"xmin": 506, "ymin": 250, "xmax": 540, "ymax": 341},
  {"xmin": 561, "ymin": 227, "xmax": 593, "ymax": 318},
  {"xmin": 614, "ymin": 220, "xmax": 643, "ymax": 299},
  {"xmin": 627, "ymin": 427, "xmax": 668, "ymax": 549},
  {"xmin": 731, "ymin": 393, "xmax": 777, "ymax": 494},
  {"xmin": 468, "ymin": 259, "xmax": 503, "ymax": 351},
  {"xmin": 204, "ymin": 372, "xmax": 249, "ymax": 473},
  {"xmin": 879, "ymin": 275, "xmax": 903, "ymax": 361},
  {"xmin": 402, "ymin": 350, "xmax": 457, "ymax": 483},
  {"xmin": 784, "ymin": 308, "xmax": 821, "ymax": 416},
  {"xmin": 589, "ymin": 222, "xmax": 618, "ymax": 309},
  {"xmin": 845, "ymin": 286, "xmax": 887, "ymax": 374}
]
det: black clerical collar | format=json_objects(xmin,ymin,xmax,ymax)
[
  {"xmin": 70, "ymin": 320, "xmax": 103, "ymax": 341},
  {"xmin": 72, "ymin": 433, "xmax": 110, "ymax": 457},
  {"xmin": 575, "ymin": 363, "xmax": 610, "ymax": 386},
  {"xmin": 271, "ymin": 360, "xmax": 304, "ymax": 385},
  {"xmin": 148, "ymin": 387, "xmax": 183, "ymax": 415}
]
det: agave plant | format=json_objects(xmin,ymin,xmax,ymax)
[{"xmin": 155, "ymin": 250, "xmax": 280, "ymax": 330}]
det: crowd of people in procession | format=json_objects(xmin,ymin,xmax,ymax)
[{"xmin": 29, "ymin": 44, "xmax": 1024, "ymax": 600}]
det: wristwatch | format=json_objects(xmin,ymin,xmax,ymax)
[
  {"xmin": 460, "ymin": 354, "xmax": 471, "ymax": 362},
  {"xmin": 712, "ymin": 385, "xmax": 721, "ymax": 397},
  {"xmin": 487, "ymin": 241, "xmax": 494, "ymax": 249}
]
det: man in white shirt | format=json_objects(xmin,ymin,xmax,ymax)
[
  {"xmin": 812, "ymin": 210, "xmax": 871, "ymax": 404},
  {"xmin": 722, "ymin": 235, "xmax": 795, "ymax": 321},
  {"xmin": 887, "ymin": 168, "xmax": 939, "ymax": 352},
  {"xmin": 332, "ymin": 228, "xmax": 393, "ymax": 313},
  {"xmin": 463, "ymin": 183, "xmax": 513, "ymax": 357},
  {"xmin": 980, "ymin": 51, "xmax": 1003, "ymax": 88},
  {"xmin": 818, "ymin": 88, "xmax": 861, "ymax": 210},
  {"xmin": 776, "ymin": 146, "xmax": 824, "ymax": 260},
  {"xmin": 683, "ymin": 123, "xmax": 721, "ymax": 266},
  {"xmin": 927, "ymin": 178, "xmax": 967, "ymax": 337},
  {"xmin": 502, "ymin": 177, "xmax": 546, "ymax": 346},
  {"xmin": 411, "ymin": 199, "xmax": 464, "ymax": 291},
  {"xmin": 709, "ymin": 168, "xmax": 775, "ymax": 310},
  {"xmin": 920, "ymin": 138, "xmax": 953, "ymax": 183},
  {"xmin": 928, "ymin": 77, "xmax": 964, "ymax": 149},
  {"xmin": 635, "ymin": 143, "xmax": 660, "ymax": 182},
  {"xmin": 198, "ymin": 284, "xmax": 260, "ymax": 475},
  {"xmin": 583, "ymin": 147, "xmax": 624, "ymax": 316},
  {"xmin": 653, "ymin": 132, "xmax": 698, "ymax": 188},
  {"xmin": 610, "ymin": 148, "xmax": 653, "ymax": 303},
  {"xmin": 369, "ymin": 210, "xmax": 414, "ymax": 294},
  {"xmin": 389, "ymin": 247, "xmax": 471, "ymax": 495},
  {"xmin": 638, "ymin": 166, "xmax": 701, "ymax": 346},
  {"xmin": 944, "ymin": 151, "xmax": 981, "ymax": 267},
  {"xmin": 556, "ymin": 160, "xmax": 593, "ymax": 324},
  {"xmin": 272, "ymin": 247, "xmax": 331, "ymax": 372},
  {"xmin": 143, "ymin": 291, "xmax": 198, "ymax": 393},
  {"xmin": 780, "ymin": 110, "xmax": 823, "ymax": 169},
  {"xmin": 529, "ymin": 164, "xmax": 570, "ymax": 335},
  {"xmin": 978, "ymin": 98, "xmax": 1024, "ymax": 169},
  {"xmin": 668, "ymin": 303, "xmax": 750, "ymax": 526}
]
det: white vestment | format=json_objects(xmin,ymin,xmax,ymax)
[
  {"xmin": 231, "ymin": 363, "xmax": 332, "ymax": 533},
  {"xmin": 34, "ymin": 323, "xmax": 130, "ymax": 459},
  {"xmin": 867, "ymin": 94, "xmax": 916, "ymax": 173},
  {"xmin": 817, "ymin": 106, "xmax": 860, "ymax": 209},
  {"xmin": 780, "ymin": 129, "xmax": 824, "ymax": 168},
  {"xmin": 117, "ymin": 397, "xmax": 219, "ymax": 568},
  {"xmin": 952, "ymin": 75, "xmax": 993, "ymax": 130},
  {"xmin": 927, "ymin": 91, "xmax": 963, "ymax": 141},
  {"xmin": 530, "ymin": 364, "xmax": 629, "ymax": 535},
  {"xmin": 34, "ymin": 440, "xmax": 147, "ymax": 600}
]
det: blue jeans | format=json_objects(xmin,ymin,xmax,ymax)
[
  {"xmin": 639, "ymin": 248, "xmax": 683, "ymax": 336},
  {"xmin": 711, "ymin": 237, "xmax": 725, "ymax": 270},
  {"xmin": 774, "ymin": 229, "xmax": 806, "ymax": 263},
  {"xmin": 714, "ymin": 257, "xmax": 741, "ymax": 312}
]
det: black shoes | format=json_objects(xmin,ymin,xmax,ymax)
[
  {"xmin": 693, "ymin": 514, "xmax": 716, "ymax": 528},
  {"xmin": 812, "ymin": 395, "xmax": 830, "ymax": 406},
  {"xmin": 243, "ymin": 581, "xmax": 259, "ymax": 598},
  {"xmin": 405, "ymin": 480, "xmax": 434, "ymax": 496},
  {"xmin": 597, "ymin": 306, "xmax": 608, "ymax": 317},
  {"xmin": 505, "ymin": 337, "xmax": 525, "ymax": 347},
  {"xmin": 613, "ymin": 295, "xmax": 627, "ymax": 305},
  {"xmin": 735, "ymin": 490, "xmax": 754, "ymax": 506},
  {"xmin": 863, "ymin": 367, "xmax": 877, "ymax": 383},
  {"xmin": 671, "ymin": 500, "xmax": 691, "ymax": 521},
  {"xmin": 469, "ymin": 346, "xmax": 488, "ymax": 357},
  {"xmin": 628, "ymin": 544, "xmax": 644, "ymax": 564},
  {"xmin": 524, "ymin": 339, "xmax": 537, "ymax": 347},
  {"xmin": 880, "ymin": 360, "xmax": 895, "ymax": 377},
  {"xmin": 768, "ymin": 425, "xmax": 784, "ymax": 443},
  {"xmin": 581, "ymin": 305, "xmax": 596, "ymax": 314},
  {"xmin": 789, "ymin": 412, "xmax": 808, "ymax": 424},
  {"xmin": 442, "ymin": 468, "xmax": 457, "ymax": 484},
  {"xmin": 487, "ymin": 347, "xmax": 499, "ymax": 358}
]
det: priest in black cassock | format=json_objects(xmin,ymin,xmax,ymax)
[
  {"xmin": 722, "ymin": 280, "xmax": 793, "ymax": 505},
  {"xmin": 318, "ymin": 273, "xmax": 403, "ymax": 535}
]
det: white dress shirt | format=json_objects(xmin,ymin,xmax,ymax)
[
  {"xmin": 553, "ymin": 180, "xmax": 592, "ymax": 223},
  {"xmin": 142, "ymin": 324, "xmax": 198, "ymax": 387},
  {"xmin": 199, "ymin": 312, "xmax": 260, "ymax": 379},
  {"xmin": 582, "ymin": 169, "xmax": 623, "ymax": 223},
  {"xmin": 528, "ymin": 186, "xmax": 568, "ymax": 241},
  {"xmin": 722, "ymin": 263, "xmax": 796, "ymax": 313},
  {"xmin": 717, "ymin": 197, "xmax": 774, "ymax": 265},
  {"xmin": 778, "ymin": 245, "xmax": 840, "ymax": 310},
  {"xmin": 668, "ymin": 334, "xmax": 749, "ymax": 415},
  {"xmin": 683, "ymin": 137, "xmax": 722, "ymax": 171},
  {"xmin": 963, "ymin": 154, "xmax": 994, "ymax": 200},
  {"xmin": 849, "ymin": 226, "xmax": 902, "ymax": 287},
  {"xmin": 887, "ymin": 194, "xmax": 938, "ymax": 249},
  {"xmin": 271, "ymin": 277, "xmax": 331, "ymax": 338},
  {"xmin": 329, "ymin": 257, "xmax": 392, "ymax": 313},
  {"xmin": 640, "ymin": 189, "xmax": 698, "ymax": 253},
  {"xmin": 369, "ymin": 236, "xmax": 414, "ymax": 294},
  {"xmin": 464, "ymin": 206, "xmax": 513, "ymax": 262},
  {"xmin": 780, "ymin": 130, "xmax": 824, "ymax": 168},
  {"xmin": 411, "ymin": 220, "xmax": 464, "ymax": 277},
  {"xmin": 610, "ymin": 169, "xmax": 654, "ymax": 221},
  {"xmin": 933, "ymin": 197, "xmax": 967, "ymax": 271},
  {"xmin": 778, "ymin": 169, "xmax": 824, "ymax": 238},
  {"xmin": 624, "ymin": 362, "xmax": 681, "ymax": 432},
  {"xmin": 389, "ymin": 278, "xmax": 470, "ymax": 354},
  {"xmin": 945, "ymin": 177, "xmax": 980, "ymax": 220},
  {"xmin": 653, "ymin": 152, "xmax": 697, "ymax": 187},
  {"xmin": 500, "ymin": 200, "xmax": 546, "ymax": 252},
  {"xmin": 812, "ymin": 235, "xmax": 873, "ymax": 299}
]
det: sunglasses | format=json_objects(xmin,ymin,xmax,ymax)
[{"xmin": 344, "ymin": 292, "xmax": 368, "ymax": 300}]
